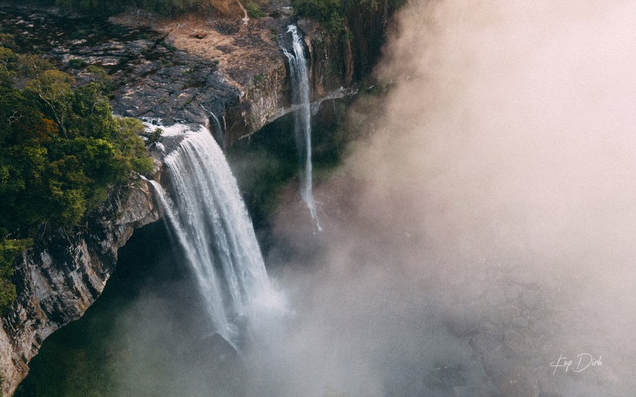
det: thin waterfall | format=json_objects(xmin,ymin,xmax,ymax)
[
  {"xmin": 209, "ymin": 111, "xmax": 224, "ymax": 149},
  {"xmin": 282, "ymin": 25, "xmax": 322, "ymax": 231},
  {"xmin": 147, "ymin": 125, "xmax": 281, "ymax": 346},
  {"xmin": 201, "ymin": 105, "xmax": 226, "ymax": 150}
]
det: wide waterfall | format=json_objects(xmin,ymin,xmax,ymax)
[
  {"xmin": 148, "ymin": 125, "xmax": 281, "ymax": 347},
  {"xmin": 282, "ymin": 25, "xmax": 322, "ymax": 231}
]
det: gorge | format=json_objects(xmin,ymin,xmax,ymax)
[
  {"xmin": 0, "ymin": 2, "xmax": 386, "ymax": 395},
  {"xmin": 3, "ymin": 1, "xmax": 636, "ymax": 397}
]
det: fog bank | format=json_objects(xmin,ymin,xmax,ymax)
[{"xmin": 263, "ymin": 1, "xmax": 636, "ymax": 396}]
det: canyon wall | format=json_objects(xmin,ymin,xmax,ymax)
[
  {"xmin": 0, "ymin": 182, "xmax": 160, "ymax": 396},
  {"xmin": 0, "ymin": 3, "xmax": 393, "ymax": 395}
]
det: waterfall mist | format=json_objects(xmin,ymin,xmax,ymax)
[{"xmin": 254, "ymin": 0, "xmax": 636, "ymax": 396}]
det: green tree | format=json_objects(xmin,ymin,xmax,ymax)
[
  {"xmin": 291, "ymin": 0, "xmax": 404, "ymax": 33},
  {"xmin": 292, "ymin": 0, "xmax": 345, "ymax": 31},
  {"xmin": 0, "ymin": 239, "xmax": 30, "ymax": 313},
  {"xmin": 0, "ymin": 46, "xmax": 153, "ymax": 311},
  {"xmin": 26, "ymin": 70, "xmax": 74, "ymax": 138}
]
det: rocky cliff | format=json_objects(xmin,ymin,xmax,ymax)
[
  {"xmin": 0, "ymin": 181, "xmax": 160, "ymax": 397},
  {"xmin": 108, "ymin": 10, "xmax": 359, "ymax": 143},
  {"xmin": 0, "ymin": 3, "xmax": 392, "ymax": 396},
  {"xmin": 0, "ymin": 3, "xmax": 377, "ymax": 140}
]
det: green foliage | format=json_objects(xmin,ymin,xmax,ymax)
[
  {"xmin": 0, "ymin": 34, "xmax": 16, "ymax": 50},
  {"xmin": 86, "ymin": 65, "xmax": 114, "ymax": 94},
  {"xmin": 292, "ymin": 0, "xmax": 345, "ymax": 32},
  {"xmin": 68, "ymin": 58, "xmax": 88, "ymax": 69},
  {"xmin": 291, "ymin": 0, "xmax": 405, "ymax": 33},
  {"xmin": 145, "ymin": 127, "xmax": 163, "ymax": 146},
  {"xmin": 246, "ymin": 2, "xmax": 266, "ymax": 18},
  {"xmin": 14, "ymin": 54, "xmax": 56, "ymax": 79},
  {"xmin": 0, "ymin": 239, "xmax": 30, "ymax": 313},
  {"xmin": 0, "ymin": 46, "xmax": 152, "ymax": 310},
  {"xmin": 25, "ymin": 69, "xmax": 74, "ymax": 137}
]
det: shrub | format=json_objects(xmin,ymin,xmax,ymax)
[
  {"xmin": 146, "ymin": 127, "xmax": 163, "ymax": 146},
  {"xmin": 68, "ymin": 58, "xmax": 88, "ymax": 69},
  {"xmin": 292, "ymin": 0, "xmax": 344, "ymax": 31},
  {"xmin": 0, "ymin": 239, "xmax": 30, "ymax": 313},
  {"xmin": 246, "ymin": 2, "xmax": 266, "ymax": 18},
  {"xmin": 291, "ymin": 0, "xmax": 405, "ymax": 33}
]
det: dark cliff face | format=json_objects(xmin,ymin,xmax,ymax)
[
  {"xmin": 298, "ymin": 1, "xmax": 398, "ymax": 97},
  {"xmin": 0, "ymin": 181, "xmax": 160, "ymax": 397},
  {"xmin": 345, "ymin": 3, "xmax": 394, "ymax": 82}
]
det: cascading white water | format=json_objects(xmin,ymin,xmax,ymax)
[
  {"xmin": 147, "ymin": 125, "xmax": 283, "ymax": 346},
  {"xmin": 201, "ymin": 105, "xmax": 226, "ymax": 150},
  {"xmin": 282, "ymin": 25, "xmax": 322, "ymax": 231},
  {"xmin": 209, "ymin": 112, "xmax": 224, "ymax": 148}
]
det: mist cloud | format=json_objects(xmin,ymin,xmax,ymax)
[{"xmin": 265, "ymin": 0, "xmax": 636, "ymax": 396}]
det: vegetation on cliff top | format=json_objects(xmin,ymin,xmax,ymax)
[
  {"xmin": 291, "ymin": 0, "xmax": 404, "ymax": 32},
  {"xmin": 0, "ymin": 40, "xmax": 153, "ymax": 312}
]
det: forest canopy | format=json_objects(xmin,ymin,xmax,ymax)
[
  {"xmin": 291, "ymin": 0, "xmax": 405, "ymax": 32},
  {"xmin": 0, "ymin": 43, "xmax": 153, "ymax": 311}
]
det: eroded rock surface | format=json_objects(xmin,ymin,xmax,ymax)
[
  {"xmin": 0, "ymin": 181, "xmax": 159, "ymax": 397},
  {"xmin": 0, "ymin": 6, "xmax": 353, "ymax": 144}
]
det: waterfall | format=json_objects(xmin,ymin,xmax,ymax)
[
  {"xmin": 201, "ymin": 105, "xmax": 226, "ymax": 150},
  {"xmin": 147, "ymin": 125, "xmax": 282, "ymax": 346},
  {"xmin": 209, "ymin": 112, "xmax": 224, "ymax": 149},
  {"xmin": 282, "ymin": 25, "xmax": 322, "ymax": 231}
]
